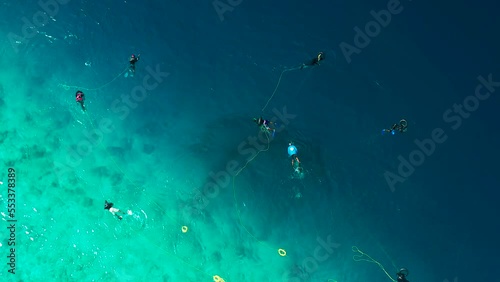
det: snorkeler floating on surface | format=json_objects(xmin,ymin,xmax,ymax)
[
  {"xmin": 288, "ymin": 142, "xmax": 303, "ymax": 175},
  {"xmin": 75, "ymin": 90, "xmax": 85, "ymax": 111},
  {"xmin": 104, "ymin": 200, "xmax": 126, "ymax": 220},
  {"xmin": 126, "ymin": 54, "xmax": 140, "ymax": 77},
  {"xmin": 396, "ymin": 268, "xmax": 410, "ymax": 282},
  {"xmin": 382, "ymin": 119, "xmax": 408, "ymax": 135},
  {"xmin": 253, "ymin": 116, "xmax": 276, "ymax": 137},
  {"xmin": 301, "ymin": 52, "xmax": 325, "ymax": 69}
]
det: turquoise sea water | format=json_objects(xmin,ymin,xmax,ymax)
[{"xmin": 1, "ymin": 1, "xmax": 499, "ymax": 281}]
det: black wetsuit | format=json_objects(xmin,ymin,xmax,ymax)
[
  {"xmin": 391, "ymin": 123, "xmax": 407, "ymax": 133},
  {"xmin": 301, "ymin": 53, "xmax": 324, "ymax": 69},
  {"xmin": 129, "ymin": 56, "xmax": 139, "ymax": 72},
  {"xmin": 309, "ymin": 57, "xmax": 321, "ymax": 66}
]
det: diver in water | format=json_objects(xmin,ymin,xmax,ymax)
[
  {"xmin": 75, "ymin": 90, "xmax": 85, "ymax": 111},
  {"xmin": 288, "ymin": 142, "xmax": 303, "ymax": 175},
  {"xmin": 382, "ymin": 119, "xmax": 408, "ymax": 135},
  {"xmin": 253, "ymin": 117, "xmax": 276, "ymax": 137},
  {"xmin": 127, "ymin": 54, "xmax": 140, "ymax": 77},
  {"xmin": 301, "ymin": 52, "xmax": 325, "ymax": 69},
  {"xmin": 396, "ymin": 268, "xmax": 410, "ymax": 282},
  {"xmin": 104, "ymin": 200, "xmax": 126, "ymax": 220}
]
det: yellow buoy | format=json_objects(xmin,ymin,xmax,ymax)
[
  {"xmin": 278, "ymin": 248, "xmax": 287, "ymax": 256},
  {"xmin": 213, "ymin": 275, "xmax": 225, "ymax": 282},
  {"xmin": 181, "ymin": 226, "xmax": 188, "ymax": 233}
]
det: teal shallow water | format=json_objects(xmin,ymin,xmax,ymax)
[{"xmin": 0, "ymin": 47, "xmax": 351, "ymax": 281}]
